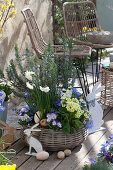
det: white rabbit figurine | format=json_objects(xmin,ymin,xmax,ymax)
[
  {"xmin": 24, "ymin": 123, "xmax": 43, "ymax": 156},
  {"xmin": 86, "ymin": 82, "xmax": 105, "ymax": 134}
]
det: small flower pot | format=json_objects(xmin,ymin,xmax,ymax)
[{"xmin": 0, "ymin": 164, "xmax": 16, "ymax": 170}]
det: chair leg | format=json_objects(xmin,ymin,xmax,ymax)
[{"xmin": 75, "ymin": 58, "xmax": 90, "ymax": 103}]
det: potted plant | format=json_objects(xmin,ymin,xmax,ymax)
[
  {"xmin": 0, "ymin": 79, "xmax": 12, "ymax": 137},
  {"xmin": 2, "ymin": 44, "xmax": 91, "ymax": 151}
]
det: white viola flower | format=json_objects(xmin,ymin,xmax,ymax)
[
  {"xmin": 25, "ymin": 70, "xmax": 35, "ymax": 81},
  {"xmin": 7, "ymin": 81, "xmax": 12, "ymax": 87},
  {"xmin": 0, "ymin": 82, "xmax": 6, "ymax": 86},
  {"xmin": 40, "ymin": 86, "xmax": 50, "ymax": 93},
  {"xmin": 26, "ymin": 82, "xmax": 34, "ymax": 89}
]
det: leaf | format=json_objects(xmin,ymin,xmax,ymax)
[
  {"xmin": 62, "ymin": 120, "xmax": 71, "ymax": 134},
  {"xmin": 73, "ymin": 119, "xmax": 83, "ymax": 129}
]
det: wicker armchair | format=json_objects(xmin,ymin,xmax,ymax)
[
  {"xmin": 21, "ymin": 8, "xmax": 92, "ymax": 100},
  {"xmin": 63, "ymin": 1, "xmax": 113, "ymax": 49},
  {"xmin": 63, "ymin": 1, "xmax": 113, "ymax": 85},
  {"xmin": 21, "ymin": 8, "xmax": 91, "ymax": 59}
]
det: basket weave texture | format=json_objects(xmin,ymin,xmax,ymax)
[
  {"xmin": 86, "ymin": 32, "xmax": 113, "ymax": 45},
  {"xmin": 33, "ymin": 127, "xmax": 88, "ymax": 151},
  {"xmin": 101, "ymin": 67, "xmax": 113, "ymax": 106}
]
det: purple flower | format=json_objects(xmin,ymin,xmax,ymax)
[
  {"xmin": 0, "ymin": 99, "xmax": 4, "ymax": 105},
  {"xmin": 52, "ymin": 120, "xmax": 57, "ymax": 126},
  {"xmin": 46, "ymin": 113, "xmax": 51, "ymax": 118},
  {"xmin": 47, "ymin": 117, "xmax": 52, "ymax": 123},
  {"xmin": 0, "ymin": 106, "xmax": 5, "ymax": 111},
  {"xmin": 28, "ymin": 116, "xmax": 33, "ymax": 122},
  {"xmin": 105, "ymin": 154, "xmax": 111, "ymax": 159},
  {"xmin": 89, "ymin": 158, "xmax": 96, "ymax": 164},
  {"xmin": 51, "ymin": 113, "xmax": 57, "ymax": 120},
  {"xmin": 21, "ymin": 107, "xmax": 27, "ymax": 112},
  {"xmin": 57, "ymin": 122, "xmax": 62, "ymax": 128}
]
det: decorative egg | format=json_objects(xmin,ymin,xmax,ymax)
[
  {"xmin": 40, "ymin": 119, "xmax": 47, "ymax": 127},
  {"xmin": 34, "ymin": 111, "xmax": 41, "ymax": 123},
  {"xmin": 57, "ymin": 151, "xmax": 65, "ymax": 159},
  {"xmin": 109, "ymin": 62, "xmax": 113, "ymax": 70},
  {"xmin": 64, "ymin": 149, "xmax": 71, "ymax": 156},
  {"xmin": 36, "ymin": 151, "xmax": 49, "ymax": 160}
]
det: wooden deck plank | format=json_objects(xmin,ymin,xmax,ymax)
[
  {"xmin": 77, "ymin": 109, "xmax": 113, "ymax": 169},
  {"xmin": 12, "ymin": 147, "xmax": 31, "ymax": 168},
  {"xmin": 52, "ymin": 108, "xmax": 113, "ymax": 170},
  {"xmin": 17, "ymin": 156, "xmax": 43, "ymax": 170}
]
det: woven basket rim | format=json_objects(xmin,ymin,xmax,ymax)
[{"xmin": 102, "ymin": 67, "xmax": 113, "ymax": 74}]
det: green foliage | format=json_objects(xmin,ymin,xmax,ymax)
[
  {"xmin": 83, "ymin": 160, "xmax": 112, "ymax": 170},
  {"xmin": 0, "ymin": 140, "xmax": 16, "ymax": 165}
]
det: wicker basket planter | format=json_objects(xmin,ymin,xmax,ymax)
[
  {"xmin": 101, "ymin": 67, "xmax": 113, "ymax": 107},
  {"xmin": 33, "ymin": 127, "xmax": 88, "ymax": 151},
  {"xmin": 86, "ymin": 32, "xmax": 113, "ymax": 45}
]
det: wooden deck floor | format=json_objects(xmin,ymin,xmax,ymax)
[{"xmin": 10, "ymin": 107, "xmax": 113, "ymax": 170}]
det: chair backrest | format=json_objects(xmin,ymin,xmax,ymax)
[
  {"xmin": 21, "ymin": 8, "xmax": 47, "ymax": 58},
  {"xmin": 63, "ymin": 1, "xmax": 101, "ymax": 42}
]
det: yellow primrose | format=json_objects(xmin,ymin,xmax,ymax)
[
  {"xmin": 83, "ymin": 26, "xmax": 87, "ymax": 31},
  {"xmin": 89, "ymin": 28, "xmax": 92, "ymax": 31},
  {"xmin": 84, "ymin": 113, "xmax": 89, "ymax": 118},
  {"xmin": 93, "ymin": 27, "xmax": 97, "ymax": 30},
  {"xmin": 72, "ymin": 98, "xmax": 79, "ymax": 103}
]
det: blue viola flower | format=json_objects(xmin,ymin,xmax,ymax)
[
  {"xmin": 108, "ymin": 134, "xmax": 113, "ymax": 140},
  {"xmin": 86, "ymin": 120, "xmax": 93, "ymax": 129},
  {"xmin": 54, "ymin": 99, "xmax": 61, "ymax": 106},
  {"xmin": 23, "ymin": 93, "xmax": 29, "ymax": 97},
  {"xmin": 0, "ymin": 105, "xmax": 5, "ymax": 111},
  {"xmin": 72, "ymin": 88, "xmax": 81, "ymax": 98},
  {"xmin": 0, "ymin": 91, "xmax": 4, "ymax": 96},
  {"xmin": 89, "ymin": 158, "xmax": 96, "ymax": 164},
  {"xmin": 12, "ymin": 108, "xmax": 17, "ymax": 112}
]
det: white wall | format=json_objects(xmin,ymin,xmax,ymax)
[{"xmin": 0, "ymin": 0, "xmax": 52, "ymax": 71}]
